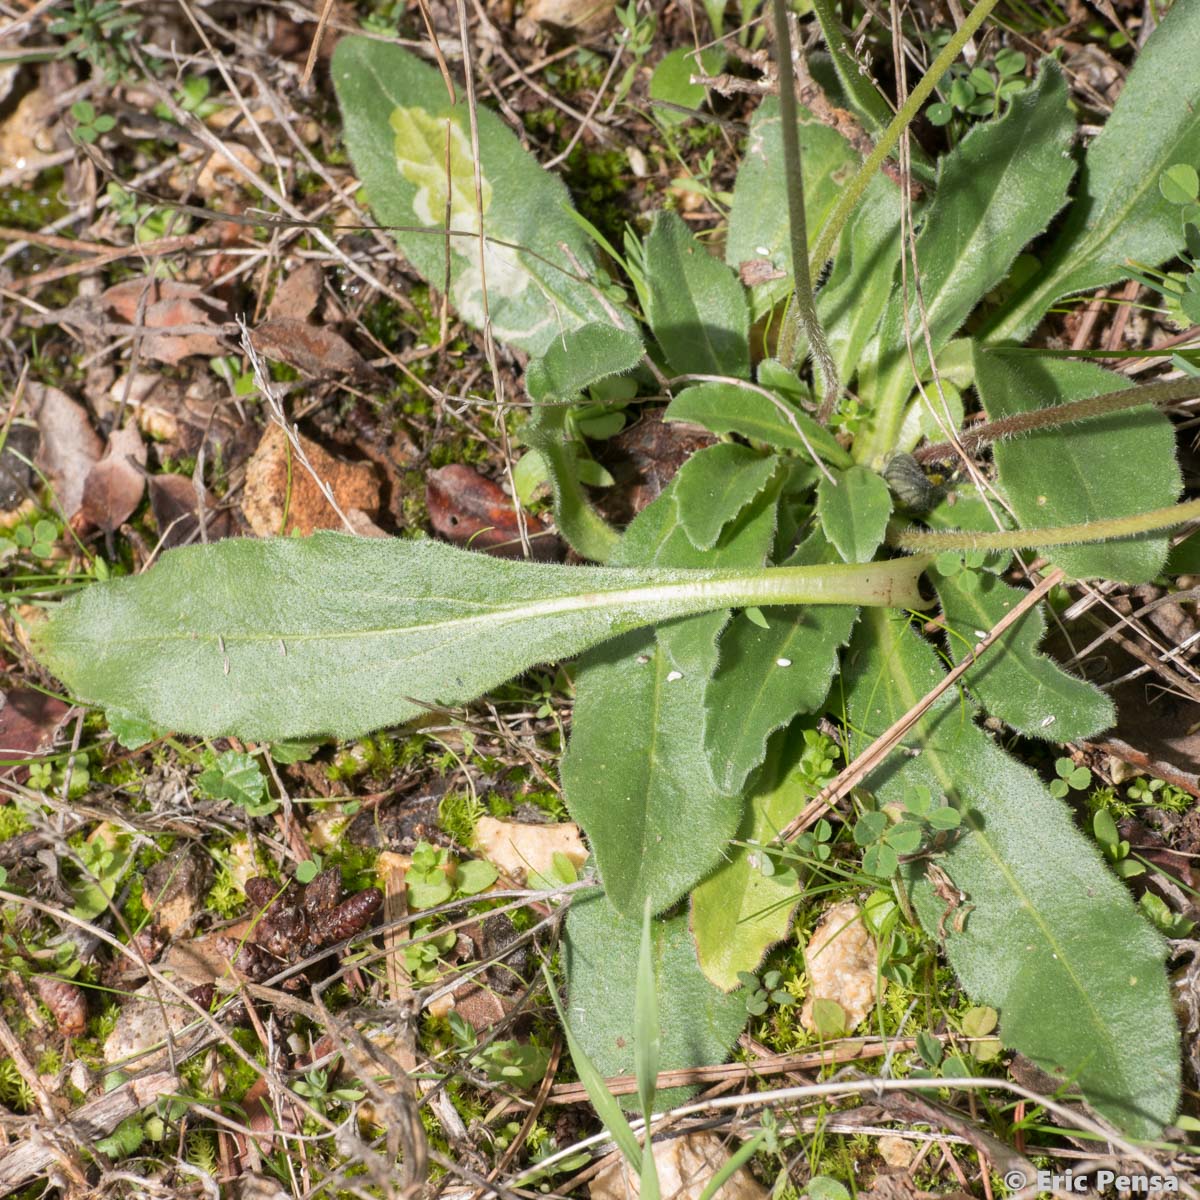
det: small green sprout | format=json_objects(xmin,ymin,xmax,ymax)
[
  {"xmin": 69, "ymin": 100, "xmax": 115, "ymax": 145},
  {"xmin": 1049, "ymin": 756, "xmax": 1091, "ymax": 799}
]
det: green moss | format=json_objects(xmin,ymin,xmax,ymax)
[{"xmin": 0, "ymin": 804, "xmax": 31, "ymax": 842}]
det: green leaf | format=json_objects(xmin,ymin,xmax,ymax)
[
  {"xmin": 106, "ymin": 709, "xmax": 159, "ymax": 750},
  {"xmin": 860, "ymin": 66, "xmax": 1076, "ymax": 461},
  {"xmin": 196, "ymin": 750, "xmax": 270, "ymax": 812},
  {"xmin": 644, "ymin": 211, "xmax": 749, "ymax": 378},
  {"xmin": 726, "ymin": 97, "xmax": 858, "ymax": 312},
  {"xmin": 665, "ymin": 382, "xmax": 852, "ymax": 468},
  {"xmin": 816, "ymin": 466, "xmax": 893, "ymax": 563},
  {"xmin": 648, "ymin": 46, "xmax": 724, "ymax": 123},
  {"xmin": 843, "ymin": 608, "xmax": 1180, "ymax": 1138},
  {"xmin": 702, "ymin": 529, "xmax": 858, "ymax": 794},
  {"xmin": 974, "ymin": 350, "xmax": 1181, "ymax": 583},
  {"xmin": 986, "ymin": 0, "xmax": 1200, "ymax": 342},
  {"xmin": 561, "ymin": 482, "xmax": 779, "ymax": 916},
  {"xmin": 563, "ymin": 888, "xmax": 748, "ymax": 1110},
  {"xmin": 691, "ymin": 730, "xmax": 811, "ymax": 990},
  {"xmin": 542, "ymin": 960, "xmax": 645, "ymax": 1166},
  {"xmin": 34, "ymin": 534, "xmax": 928, "ymax": 742},
  {"xmin": 934, "ymin": 569, "xmax": 1114, "ymax": 741},
  {"xmin": 331, "ymin": 37, "xmax": 633, "ymax": 355},
  {"xmin": 673, "ymin": 445, "xmax": 780, "ymax": 551},
  {"xmin": 1160, "ymin": 163, "xmax": 1200, "ymax": 207},
  {"xmin": 525, "ymin": 323, "xmax": 645, "ymax": 404},
  {"xmin": 816, "ymin": 172, "xmax": 901, "ymax": 384},
  {"xmin": 634, "ymin": 901, "xmax": 660, "ymax": 1121}
]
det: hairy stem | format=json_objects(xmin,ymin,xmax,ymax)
[
  {"xmin": 890, "ymin": 497, "xmax": 1200, "ymax": 553},
  {"xmin": 914, "ymin": 376, "xmax": 1200, "ymax": 462},
  {"xmin": 772, "ymin": 0, "xmax": 839, "ymax": 416},
  {"xmin": 806, "ymin": 0, "xmax": 1004, "ymax": 278}
]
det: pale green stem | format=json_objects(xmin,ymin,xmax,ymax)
[
  {"xmin": 806, "ymin": 0, "xmax": 1005, "ymax": 279},
  {"xmin": 773, "ymin": 0, "xmax": 838, "ymax": 413},
  {"xmin": 890, "ymin": 497, "xmax": 1200, "ymax": 553}
]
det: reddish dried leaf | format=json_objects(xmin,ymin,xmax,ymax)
[
  {"xmin": 738, "ymin": 259, "xmax": 786, "ymax": 286},
  {"xmin": 79, "ymin": 424, "xmax": 146, "ymax": 533},
  {"xmin": 426, "ymin": 464, "xmax": 552, "ymax": 558},
  {"xmin": 101, "ymin": 279, "xmax": 228, "ymax": 365},
  {"xmin": 29, "ymin": 382, "xmax": 102, "ymax": 518},
  {"xmin": 312, "ymin": 887, "xmax": 382, "ymax": 945},
  {"xmin": 0, "ymin": 690, "xmax": 70, "ymax": 776},
  {"xmin": 33, "ymin": 975, "xmax": 87, "ymax": 1036},
  {"xmin": 266, "ymin": 263, "xmax": 324, "ymax": 322},
  {"xmin": 249, "ymin": 317, "xmax": 376, "ymax": 381}
]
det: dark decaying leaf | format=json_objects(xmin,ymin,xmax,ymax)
[
  {"xmin": 148, "ymin": 473, "xmax": 236, "ymax": 549},
  {"xmin": 79, "ymin": 425, "xmax": 147, "ymax": 534},
  {"xmin": 426, "ymin": 464, "xmax": 557, "ymax": 559}
]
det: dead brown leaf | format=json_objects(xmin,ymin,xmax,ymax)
[
  {"xmin": 79, "ymin": 424, "xmax": 146, "ymax": 533},
  {"xmin": 29, "ymin": 382, "xmax": 103, "ymax": 518},
  {"xmin": 148, "ymin": 472, "xmax": 235, "ymax": 549},
  {"xmin": 249, "ymin": 317, "xmax": 378, "ymax": 383},
  {"xmin": 101, "ymin": 278, "xmax": 228, "ymax": 365},
  {"xmin": 266, "ymin": 262, "xmax": 325, "ymax": 322},
  {"xmin": 0, "ymin": 689, "xmax": 70, "ymax": 777}
]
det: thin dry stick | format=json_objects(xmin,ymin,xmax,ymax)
[
  {"xmin": 778, "ymin": 569, "xmax": 1065, "ymax": 843},
  {"xmin": 300, "ymin": 0, "xmax": 338, "ymax": 87}
]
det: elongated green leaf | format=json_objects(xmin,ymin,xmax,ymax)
[
  {"xmin": 860, "ymin": 67, "xmax": 1076, "ymax": 461},
  {"xmin": 673, "ymin": 445, "xmax": 780, "ymax": 551},
  {"xmin": 934, "ymin": 568, "xmax": 1113, "ymax": 741},
  {"xmin": 541, "ymin": 962, "xmax": 644, "ymax": 1167},
  {"xmin": 522, "ymin": 404, "xmax": 620, "ymax": 562},
  {"xmin": 332, "ymin": 38, "xmax": 633, "ymax": 355},
  {"xmin": 816, "ymin": 172, "xmax": 901, "ymax": 384},
  {"xmin": 843, "ymin": 609, "xmax": 1179, "ymax": 1138},
  {"xmin": 665, "ymin": 382, "xmax": 852, "ymax": 468},
  {"xmin": 726, "ymin": 97, "xmax": 858, "ymax": 312},
  {"xmin": 525, "ymin": 323, "xmax": 645, "ymax": 403},
  {"xmin": 33, "ymin": 534, "xmax": 930, "ymax": 742},
  {"xmin": 645, "ymin": 211, "xmax": 749, "ymax": 378},
  {"xmin": 564, "ymin": 887, "xmax": 748, "ymax": 1109},
  {"xmin": 974, "ymin": 350, "xmax": 1181, "ymax": 582},
  {"xmin": 986, "ymin": 0, "xmax": 1200, "ymax": 341},
  {"xmin": 520, "ymin": 322, "xmax": 644, "ymax": 562},
  {"xmin": 562, "ymin": 480, "xmax": 779, "ymax": 916},
  {"xmin": 817, "ymin": 465, "xmax": 893, "ymax": 563},
  {"xmin": 634, "ymin": 901, "xmax": 660, "ymax": 1122},
  {"xmin": 704, "ymin": 529, "xmax": 857, "ymax": 795},
  {"xmin": 691, "ymin": 730, "xmax": 811, "ymax": 990}
]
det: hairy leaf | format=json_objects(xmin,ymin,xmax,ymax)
[
  {"xmin": 934, "ymin": 568, "xmax": 1113, "ymax": 741},
  {"xmin": 332, "ymin": 38, "xmax": 632, "ymax": 355},
  {"xmin": 562, "ymin": 480, "xmax": 779, "ymax": 916},
  {"xmin": 986, "ymin": 0, "xmax": 1200, "ymax": 341},
  {"xmin": 816, "ymin": 172, "xmax": 901, "ymax": 384},
  {"xmin": 860, "ymin": 66, "xmax": 1076, "ymax": 461},
  {"xmin": 817, "ymin": 465, "xmax": 893, "ymax": 563},
  {"xmin": 843, "ymin": 609, "xmax": 1179, "ymax": 1138},
  {"xmin": 525, "ymin": 323, "xmax": 645, "ymax": 403},
  {"xmin": 673, "ymin": 444, "xmax": 780, "ymax": 551},
  {"xmin": 665, "ymin": 382, "xmax": 852, "ymax": 468},
  {"xmin": 691, "ymin": 731, "xmax": 812, "ymax": 989},
  {"xmin": 726, "ymin": 97, "xmax": 857, "ymax": 312},
  {"xmin": 644, "ymin": 211, "xmax": 749, "ymax": 378},
  {"xmin": 704, "ymin": 528, "xmax": 858, "ymax": 794},
  {"xmin": 974, "ymin": 350, "xmax": 1181, "ymax": 582},
  {"xmin": 34, "ymin": 534, "xmax": 930, "ymax": 742},
  {"xmin": 564, "ymin": 887, "xmax": 748, "ymax": 1109}
]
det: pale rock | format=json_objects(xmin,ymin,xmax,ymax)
[
  {"xmin": 522, "ymin": 0, "xmax": 616, "ymax": 33},
  {"xmin": 800, "ymin": 901, "xmax": 880, "ymax": 1033},
  {"xmin": 473, "ymin": 815, "xmax": 587, "ymax": 883},
  {"xmin": 877, "ymin": 1135, "xmax": 916, "ymax": 1168},
  {"xmin": 241, "ymin": 424, "xmax": 381, "ymax": 536},
  {"xmin": 590, "ymin": 1131, "xmax": 767, "ymax": 1200}
]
